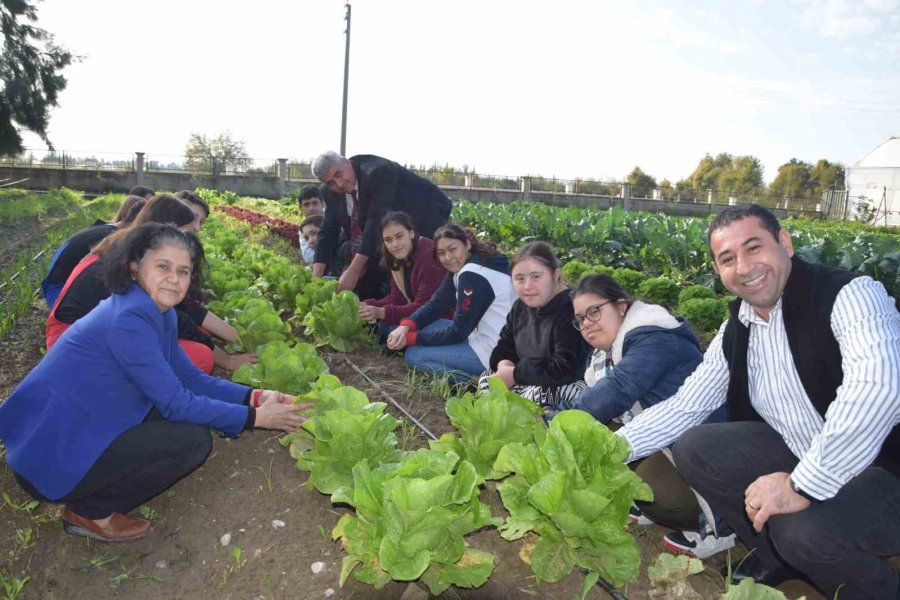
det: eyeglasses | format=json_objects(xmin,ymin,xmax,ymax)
[{"xmin": 572, "ymin": 300, "xmax": 613, "ymax": 330}]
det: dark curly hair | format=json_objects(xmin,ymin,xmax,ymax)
[{"xmin": 103, "ymin": 223, "xmax": 204, "ymax": 297}]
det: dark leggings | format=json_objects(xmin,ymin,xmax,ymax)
[
  {"xmin": 673, "ymin": 421, "xmax": 900, "ymax": 600},
  {"xmin": 16, "ymin": 409, "xmax": 211, "ymax": 519}
]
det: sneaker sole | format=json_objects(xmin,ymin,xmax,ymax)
[
  {"xmin": 62, "ymin": 520, "xmax": 149, "ymax": 543},
  {"xmin": 663, "ymin": 534, "xmax": 736, "ymax": 560},
  {"xmin": 661, "ymin": 536, "xmax": 699, "ymax": 558},
  {"xmin": 629, "ymin": 514, "xmax": 654, "ymax": 526}
]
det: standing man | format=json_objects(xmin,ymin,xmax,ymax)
[
  {"xmin": 617, "ymin": 205, "xmax": 899, "ymax": 599},
  {"xmin": 310, "ymin": 151, "xmax": 452, "ymax": 299}
]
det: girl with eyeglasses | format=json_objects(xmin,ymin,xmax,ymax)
[
  {"xmin": 560, "ymin": 273, "xmax": 731, "ymax": 560},
  {"xmin": 480, "ymin": 241, "xmax": 589, "ymax": 407}
]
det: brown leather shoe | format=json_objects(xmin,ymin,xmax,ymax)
[{"xmin": 62, "ymin": 508, "xmax": 150, "ymax": 542}]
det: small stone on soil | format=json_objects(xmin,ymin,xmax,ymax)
[
  {"xmin": 220, "ymin": 533, "xmax": 232, "ymax": 546},
  {"xmin": 323, "ymin": 589, "xmax": 335, "ymax": 597},
  {"xmin": 272, "ymin": 519, "xmax": 286, "ymax": 529},
  {"xmin": 311, "ymin": 561, "xmax": 326, "ymax": 574},
  {"xmin": 155, "ymin": 560, "xmax": 167, "ymax": 569}
]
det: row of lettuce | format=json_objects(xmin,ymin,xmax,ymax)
[
  {"xmin": 215, "ymin": 191, "xmax": 898, "ymax": 336},
  {"xmin": 205, "ymin": 197, "xmax": 809, "ymax": 598},
  {"xmin": 0, "ymin": 189, "xmax": 122, "ymax": 336},
  {"xmin": 200, "ymin": 212, "xmax": 652, "ymax": 594}
]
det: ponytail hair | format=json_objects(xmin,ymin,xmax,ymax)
[
  {"xmin": 432, "ymin": 223, "xmax": 496, "ymax": 263},
  {"xmin": 511, "ymin": 241, "xmax": 561, "ymax": 273}
]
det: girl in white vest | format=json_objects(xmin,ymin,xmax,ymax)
[{"xmin": 386, "ymin": 224, "xmax": 515, "ymax": 385}]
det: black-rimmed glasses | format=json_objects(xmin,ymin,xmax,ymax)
[{"xmin": 572, "ymin": 300, "xmax": 613, "ymax": 330}]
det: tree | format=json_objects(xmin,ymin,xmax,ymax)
[
  {"xmin": 809, "ymin": 159, "xmax": 845, "ymax": 198},
  {"xmin": 626, "ymin": 166, "xmax": 657, "ymax": 197},
  {"xmin": 684, "ymin": 153, "xmax": 764, "ymax": 194},
  {"xmin": 184, "ymin": 132, "xmax": 251, "ymax": 174},
  {"xmin": 770, "ymin": 159, "xmax": 813, "ymax": 198},
  {"xmin": 0, "ymin": 0, "xmax": 76, "ymax": 155}
]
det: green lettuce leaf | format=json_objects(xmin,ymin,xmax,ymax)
[
  {"xmin": 428, "ymin": 378, "xmax": 544, "ymax": 482},
  {"xmin": 333, "ymin": 450, "xmax": 499, "ymax": 592},
  {"xmin": 302, "ymin": 290, "xmax": 371, "ymax": 352},
  {"xmin": 232, "ymin": 341, "xmax": 328, "ymax": 395},
  {"xmin": 493, "ymin": 409, "xmax": 653, "ymax": 588}
]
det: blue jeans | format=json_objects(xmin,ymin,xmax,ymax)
[{"xmin": 402, "ymin": 321, "xmax": 485, "ymax": 384}]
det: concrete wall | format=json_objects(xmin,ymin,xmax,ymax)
[
  {"xmin": 2, "ymin": 164, "xmax": 804, "ymax": 220},
  {"xmin": 0, "ymin": 165, "xmax": 304, "ymax": 199}
]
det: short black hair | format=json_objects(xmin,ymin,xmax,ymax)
[
  {"xmin": 129, "ymin": 185, "xmax": 155, "ymax": 199},
  {"xmin": 299, "ymin": 184, "xmax": 322, "ymax": 202},
  {"xmin": 707, "ymin": 204, "xmax": 781, "ymax": 258},
  {"xmin": 103, "ymin": 223, "xmax": 203, "ymax": 295}
]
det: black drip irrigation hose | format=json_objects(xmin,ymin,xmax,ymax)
[
  {"xmin": 591, "ymin": 571, "xmax": 628, "ymax": 600},
  {"xmin": 339, "ymin": 354, "xmax": 437, "ymax": 441},
  {"xmin": 339, "ymin": 354, "xmax": 628, "ymax": 600}
]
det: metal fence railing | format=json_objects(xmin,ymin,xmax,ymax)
[{"xmin": 0, "ymin": 149, "xmax": 842, "ymax": 216}]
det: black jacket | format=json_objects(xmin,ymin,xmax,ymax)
[
  {"xmin": 722, "ymin": 256, "xmax": 899, "ymax": 476},
  {"xmin": 314, "ymin": 155, "xmax": 452, "ymax": 265},
  {"xmin": 489, "ymin": 289, "xmax": 589, "ymax": 387}
]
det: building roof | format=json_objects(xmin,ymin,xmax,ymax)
[{"xmin": 853, "ymin": 136, "xmax": 900, "ymax": 168}]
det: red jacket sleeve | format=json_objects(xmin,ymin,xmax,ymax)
[{"xmin": 382, "ymin": 248, "xmax": 447, "ymax": 325}]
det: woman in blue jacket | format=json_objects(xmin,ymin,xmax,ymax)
[
  {"xmin": 0, "ymin": 224, "xmax": 307, "ymax": 543},
  {"xmin": 561, "ymin": 274, "xmax": 733, "ymax": 560}
]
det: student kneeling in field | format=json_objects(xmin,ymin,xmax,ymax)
[
  {"xmin": 47, "ymin": 195, "xmax": 255, "ymax": 373},
  {"xmin": 299, "ymin": 215, "xmax": 324, "ymax": 267},
  {"xmin": 358, "ymin": 212, "xmax": 448, "ymax": 341},
  {"xmin": 386, "ymin": 224, "xmax": 515, "ymax": 385},
  {"xmin": 558, "ymin": 274, "xmax": 733, "ymax": 559},
  {"xmin": 297, "ymin": 185, "xmax": 326, "ymax": 265},
  {"xmin": 480, "ymin": 241, "xmax": 589, "ymax": 407},
  {"xmin": 41, "ymin": 194, "xmax": 147, "ymax": 308},
  {"xmin": 0, "ymin": 223, "xmax": 309, "ymax": 543}
]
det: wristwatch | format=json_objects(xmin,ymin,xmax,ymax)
[{"xmin": 789, "ymin": 476, "xmax": 818, "ymax": 503}]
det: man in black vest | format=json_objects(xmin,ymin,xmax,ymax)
[
  {"xmin": 617, "ymin": 205, "xmax": 899, "ymax": 599},
  {"xmin": 310, "ymin": 151, "xmax": 452, "ymax": 299}
]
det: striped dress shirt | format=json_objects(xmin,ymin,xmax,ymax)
[{"xmin": 619, "ymin": 276, "xmax": 900, "ymax": 501}]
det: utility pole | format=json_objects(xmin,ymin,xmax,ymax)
[{"xmin": 340, "ymin": 1, "xmax": 351, "ymax": 156}]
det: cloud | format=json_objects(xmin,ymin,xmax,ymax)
[
  {"xmin": 794, "ymin": 0, "xmax": 900, "ymax": 40},
  {"xmin": 719, "ymin": 41, "xmax": 748, "ymax": 53}
]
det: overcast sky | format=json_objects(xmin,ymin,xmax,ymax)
[{"xmin": 17, "ymin": 0, "xmax": 900, "ymax": 183}]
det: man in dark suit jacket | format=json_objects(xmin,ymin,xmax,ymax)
[{"xmin": 310, "ymin": 152, "xmax": 452, "ymax": 298}]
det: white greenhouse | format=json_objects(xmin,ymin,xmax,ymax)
[{"xmin": 846, "ymin": 136, "xmax": 900, "ymax": 226}]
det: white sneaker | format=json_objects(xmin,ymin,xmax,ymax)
[
  {"xmin": 628, "ymin": 505, "xmax": 655, "ymax": 526},
  {"xmin": 662, "ymin": 529, "xmax": 737, "ymax": 559}
]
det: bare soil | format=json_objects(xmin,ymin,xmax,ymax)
[{"xmin": 0, "ymin": 220, "xmax": 827, "ymax": 600}]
